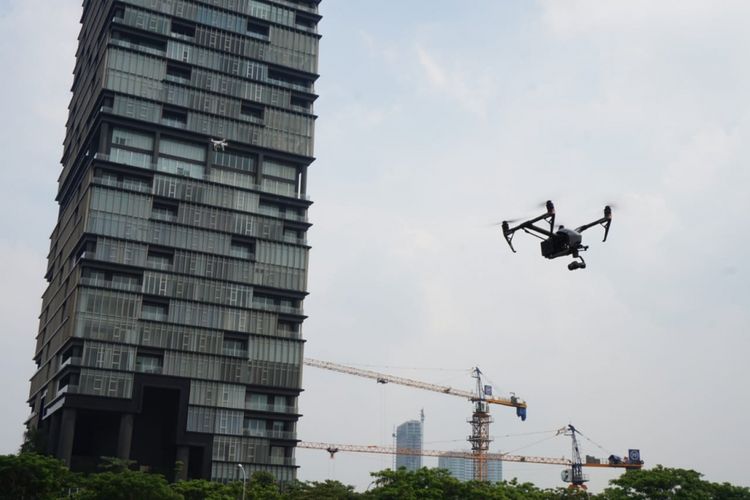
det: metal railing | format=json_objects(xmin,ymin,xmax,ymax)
[{"xmin": 244, "ymin": 401, "xmax": 298, "ymax": 414}]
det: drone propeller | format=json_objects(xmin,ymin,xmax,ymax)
[{"xmin": 490, "ymin": 217, "xmax": 524, "ymax": 226}]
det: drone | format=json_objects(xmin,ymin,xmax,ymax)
[
  {"xmin": 500, "ymin": 201, "xmax": 612, "ymax": 270},
  {"xmin": 210, "ymin": 138, "xmax": 229, "ymax": 151}
]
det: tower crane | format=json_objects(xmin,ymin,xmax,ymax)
[
  {"xmin": 559, "ymin": 424, "xmax": 643, "ymax": 489},
  {"xmin": 304, "ymin": 358, "xmax": 527, "ymax": 481},
  {"xmin": 560, "ymin": 424, "xmax": 588, "ymax": 488},
  {"xmin": 298, "ymin": 432, "xmax": 643, "ymax": 485}
]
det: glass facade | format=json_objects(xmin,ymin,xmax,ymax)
[
  {"xmin": 395, "ymin": 419, "xmax": 423, "ymax": 471},
  {"xmin": 28, "ymin": 0, "xmax": 319, "ymax": 483},
  {"xmin": 437, "ymin": 454, "xmax": 503, "ymax": 483}
]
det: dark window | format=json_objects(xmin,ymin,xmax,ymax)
[
  {"xmin": 247, "ymin": 20, "xmax": 270, "ymax": 39},
  {"xmin": 151, "ymin": 199, "xmax": 179, "ymax": 222},
  {"xmin": 241, "ymin": 102, "xmax": 264, "ymax": 121},
  {"xmin": 295, "ymin": 13, "xmax": 317, "ymax": 29},
  {"xmin": 162, "ymin": 107, "xmax": 188, "ymax": 127},
  {"xmin": 171, "ymin": 21, "xmax": 195, "ymax": 38},
  {"xmin": 166, "ymin": 62, "xmax": 192, "ymax": 83},
  {"xmin": 290, "ymin": 95, "xmax": 312, "ymax": 111},
  {"xmin": 268, "ymin": 69, "xmax": 312, "ymax": 90}
]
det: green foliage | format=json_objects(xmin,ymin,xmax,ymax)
[
  {"xmin": 0, "ymin": 453, "xmax": 74, "ymax": 500},
  {"xmin": 19, "ymin": 425, "xmax": 48, "ymax": 455},
  {"xmin": 4, "ymin": 452, "xmax": 750, "ymax": 500},
  {"xmin": 363, "ymin": 467, "xmax": 464, "ymax": 499},
  {"xmin": 362, "ymin": 469, "xmax": 560, "ymax": 500},
  {"xmin": 245, "ymin": 471, "xmax": 283, "ymax": 499},
  {"xmin": 74, "ymin": 468, "xmax": 181, "ymax": 500},
  {"xmin": 599, "ymin": 465, "xmax": 750, "ymax": 500},
  {"xmin": 284, "ymin": 479, "xmax": 359, "ymax": 499},
  {"xmin": 171, "ymin": 479, "xmax": 238, "ymax": 500}
]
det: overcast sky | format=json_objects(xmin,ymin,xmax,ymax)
[{"xmin": 1, "ymin": 0, "xmax": 749, "ymax": 493}]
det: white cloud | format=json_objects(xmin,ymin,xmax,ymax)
[{"xmin": 414, "ymin": 45, "xmax": 495, "ymax": 116}]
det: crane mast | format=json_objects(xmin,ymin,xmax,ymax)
[
  {"xmin": 468, "ymin": 368, "xmax": 492, "ymax": 481},
  {"xmin": 564, "ymin": 424, "xmax": 589, "ymax": 488}
]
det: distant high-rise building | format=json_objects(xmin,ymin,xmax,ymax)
[
  {"xmin": 26, "ymin": 0, "xmax": 320, "ymax": 483},
  {"xmin": 395, "ymin": 410, "xmax": 424, "ymax": 471},
  {"xmin": 438, "ymin": 453, "xmax": 503, "ymax": 482}
]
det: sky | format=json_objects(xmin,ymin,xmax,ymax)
[{"xmin": 1, "ymin": 0, "xmax": 749, "ymax": 493}]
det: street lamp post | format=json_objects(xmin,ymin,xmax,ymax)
[{"xmin": 237, "ymin": 463, "xmax": 246, "ymax": 500}]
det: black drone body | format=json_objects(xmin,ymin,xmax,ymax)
[{"xmin": 501, "ymin": 201, "xmax": 612, "ymax": 270}]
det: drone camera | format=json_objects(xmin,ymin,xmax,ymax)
[{"xmin": 568, "ymin": 261, "xmax": 586, "ymax": 271}]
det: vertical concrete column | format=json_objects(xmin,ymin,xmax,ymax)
[
  {"xmin": 46, "ymin": 413, "xmax": 61, "ymax": 456},
  {"xmin": 256, "ymin": 153, "xmax": 264, "ymax": 188},
  {"xmin": 98, "ymin": 122, "xmax": 109, "ymax": 154},
  {"xmin": 152, "ymin": 132, "xmax": 161, "ymax": 165},
  {"xmin": 57, "ymin": 408, "xmax": 77, "ymax": 466},
  {"xmin": 300, "ymin": 166, "xmax": 308, "ymax": 197},
  {"xmin": 117, "ymin": 413, "xmax": 134, "ymax": 460},
  {"xmin": 175, "ymin": 446, "xmax": 190, "ymax": 481}
]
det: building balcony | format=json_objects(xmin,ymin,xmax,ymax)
[
  {"xmin": 268, "ymin": 456, "xmax": 295, "ymax": 467},
  {"xmin": 79, "ymin": 277, "xmax": 141, "ymax": 293},
  {"xmin": 244, "ymin": 401, "xmax": 298, "ymax": 414},
  {"xmin": 58, "ymin": 356, "xmax": 82, "ymax": 371},
  {"xmin": 243, "ymin": 428, "xmax": 297, "ymax": 440},
  {"xmin": 56, "ymin": 384, "xmax": 79, "ymax": 399}
]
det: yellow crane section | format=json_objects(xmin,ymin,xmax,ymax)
[
  {"xmin": 298, "ymin": 441, "xmax": 643, "ymax": 469},
  {"xmin": 299, "ymin": 441, "xmax": 568, "ymax": 465},
  {"xmin": 303, "ymin": 358, "xmax": 527, "ymax": 411}
]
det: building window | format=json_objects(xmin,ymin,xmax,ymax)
[
  {"xmin": 222, "ymin": 337, "xmax": 247, "ymax": 358},
  {"xmin": 161, "ymin": 108, "xmax": 188, "ymax": 128},
  {"xmin": 230, "ymin": 238, "xmax": 255, "ymax": 259},
  {"xmin": 247, "ymin": 20, "xmax": 270, "ymax": 40},
  {"xmin": 165, "ymin": 62, "xmax": 192, "ymax": 84},
  {"xmin": 112, "ymin": 128, "xmax": 153, "ymax": 151},
  {"xmin": 135, "ymin": 353, "xmax": 163, "ymax": 374},
  {"xmin": 241, "ymin": 102, "xmax": 264, "ymax": 123},
  {"xmin": 141, "ymin": 301, "xmax": 168, "ymax": 322},
  {"xmin": 146, "ymin": 248, "xmax": 173, "ymax": 270}
]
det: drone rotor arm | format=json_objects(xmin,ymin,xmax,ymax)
[{"xmin": 500, "ymin": 202, "xmax": 556, "ymax": 253}]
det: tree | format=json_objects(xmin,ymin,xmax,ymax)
[
  {"xmin": 171, "ymin": 479, "xmax": 238, "ymax": 500},
  {"xmin": 361, "ymin": 468, "xmax": 566, "ymax": 500},
  {"xmin": 19, "ymin": 425, "xmax": 48, "ymax": 455},
  {"xmin": 74, "ymin": 467, "xmax": 181, "ymax": 500},
  {"xmin": 284, "ymin": 479, "xmax": 359, "ymax": 499},
  {"xmin": 0, "ymin": 453, "xmax": 74, "ymax": 500},
  {"xmin": 363, "ymin": 467, "xmax": 465, "ymax": 500},
  {"xmin": 599, "ymin": 465, "xmax": 750, "ymax": 500}
]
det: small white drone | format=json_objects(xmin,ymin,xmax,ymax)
[{"xmin": 210, "ymin": 138, "xmax": 229, "ymax": 151}]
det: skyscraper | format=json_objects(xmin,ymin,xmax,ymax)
[
  {"xmin": 395, "ymin": 411, "xmax": 424, "ymax": 471},
  {"xmin": 26, "ymin": 0, "xmax": 320, "ymax": 483},
  {"xmin": 437, "ymin": 453, "xmax": 503, "ymax": 483}
]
